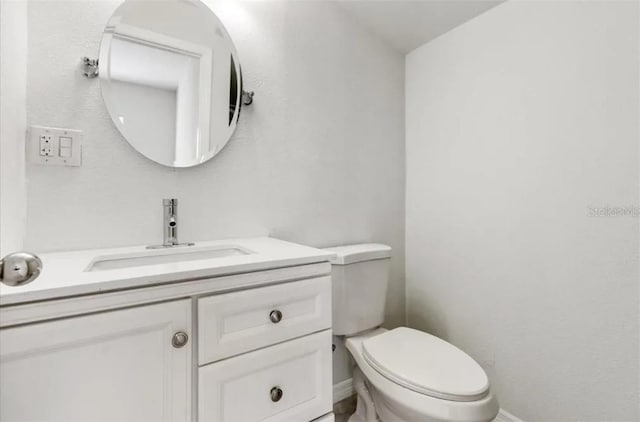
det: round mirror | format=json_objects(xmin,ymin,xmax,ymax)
[{"xmin": 98, "ymin": 0, "xmax": 242, "ymax": 168}]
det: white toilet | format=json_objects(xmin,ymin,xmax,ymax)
[{"xmin": 325, "ymin": 244, "xmax": 499, "ymax": 422}]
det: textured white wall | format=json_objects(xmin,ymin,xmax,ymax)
[
  {"xmin": 406, "ymin": 0, "xmax": 639, "ymax": 420},
  {"xmin": 25, "ymin": 0, "xmax": 405, "ymax": 382},
  {"xmin": 0, "ymin": 0, "xmax": 28, "ymax": 255}
]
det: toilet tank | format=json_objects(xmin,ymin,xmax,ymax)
[{"xmin": 323, "ymin": 244, "xmax": 392, "ymax": 336}]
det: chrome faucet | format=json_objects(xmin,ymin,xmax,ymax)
[{"xmin": 147, "ymin": 198, "xmax": 194, "ymax": 249}]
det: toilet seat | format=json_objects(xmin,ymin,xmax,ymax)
[{"xmin": 362, "ymin": 327, "xmax": 489, "ymax": 402}]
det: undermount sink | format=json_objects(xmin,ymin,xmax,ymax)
[{"xmin": 85, "ymin": 245, "xmax": 252, "ymax": 272}]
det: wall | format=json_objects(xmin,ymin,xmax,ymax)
[
  {"xmin": 0, "ymin": 0, "xmax": 28, "ymax": 255},
  {"xmin": 25, "ymin": 0, "xmax": 405, "ymax": 383},
  {"xmin": 406, "ymin": 0, "xmax": 639, "ymax": 420}
]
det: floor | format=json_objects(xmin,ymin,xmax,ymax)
[{"xmin": 334, "ymin": 396, "xmax": 357, "ymax": 422}]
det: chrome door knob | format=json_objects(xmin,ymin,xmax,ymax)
[
  {"xmin": 0, "ymin": 252, "xmax": 42, "ymax": 287},
  {"xmin": 171, "ymin": 331, "xmax": 189, "ymax": 348},
  {"xmin": 269, "ymin": 310, "xmax": 283, "ymax": 323},
  {"xmin": 270, "ymin": 386, "xmax": 283, "ymax": 402}
]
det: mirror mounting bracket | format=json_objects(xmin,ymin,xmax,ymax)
[
  {"xmin": 242, "ymin": 90, "xmax": 254, "ymax": 106},
  {"xmin": 82, "ymin": 57, "xmax": 99, "ymax": 78}
]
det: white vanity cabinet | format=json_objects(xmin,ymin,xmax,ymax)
[
  {"xmin": 0, "ymin": 239, "xmax": 335, "ymax": 422},
  {"xmin": 0, "ymin": 299, "xmax": 192, "ymax": 422}
]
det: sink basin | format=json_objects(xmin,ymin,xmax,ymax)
[{"xmin": 85, "ymin": 245, "xmax": 252, "ymax": 272}]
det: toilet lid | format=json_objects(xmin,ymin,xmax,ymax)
[{"xmin": 362, "ymin": 327, "xmax": 490, "ymax": 402}]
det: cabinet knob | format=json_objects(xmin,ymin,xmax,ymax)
[
  {"xmin": 0, "ymin": 252, "xmax": 42, "ymax": 287},
  {"xmin": 269, "ymin": 310, "xmax": 283, "ymax": 324},
  {"xmin": 270, "ymin": 386, "xmax": 283, "ymax": 402},
  {"xmin": 172, "ymin": 331, "xmax": 189, "ymax": 348}
]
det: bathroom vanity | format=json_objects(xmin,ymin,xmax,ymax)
[{"xmin": 0, "ymin": 238, "xmax": 335, "ymax": 422}]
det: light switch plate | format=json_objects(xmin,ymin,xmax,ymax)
[{"xmin": 29, "ymin": 126, "xmax": 82, "ymax": 166}]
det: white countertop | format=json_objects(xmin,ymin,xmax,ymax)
[{"xmin": 0, "ymin": 237, "xmax": 335, "ymax": 306}]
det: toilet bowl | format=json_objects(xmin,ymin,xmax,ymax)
[{"xmin": 324, "ymin": 244, "xmax": 499, "ymax": 422}]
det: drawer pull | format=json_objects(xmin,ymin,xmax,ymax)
[
  {"xmin": 269, "ymin": 310, "xmax": 283, "ymax": 324},
  {"xmin": 172, "ymin": 331, "xmax": 189, "ymax": 348},
  {"xmin": 270, "ymin": 386, "xmax": 283, "ymax": 402}
]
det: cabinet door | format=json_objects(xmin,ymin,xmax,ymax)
[{"xmin": 0, "ymin": 299, "xmax": 192, "ymax": 422}]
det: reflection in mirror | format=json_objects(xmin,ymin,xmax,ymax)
[{"xmin": 99, "ymin": 0, "xmax": 242, "ymax": 168}]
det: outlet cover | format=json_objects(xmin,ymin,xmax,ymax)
[{"xmin": 29, "ymin": 126, "xmax": 82, "ymax": 166}]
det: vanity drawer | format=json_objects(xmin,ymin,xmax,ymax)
[
  {"xmin": 198, "ymin": 276, "xmax": 331, "ymax": 364},
  {"xmin": 198, "ymin": 330, "xmax": 332, "ymax": 422}
]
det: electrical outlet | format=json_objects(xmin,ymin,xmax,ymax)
[
  {"xmin": 39, "ymin": 134, "xmax": 55, "ymax": 156},
  {"xmin": 29, "ymin": 126, "xmax": 82, "ymax": 166}
]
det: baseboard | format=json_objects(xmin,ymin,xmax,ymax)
[
  {"xmin": 333, "ymin": 378, "xmax": 354, "ymax": 403},
  {"xmin": 494, "ymin": 409, "xmax": 524, "ymax": 422}
]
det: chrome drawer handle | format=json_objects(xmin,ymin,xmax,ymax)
[
  {"xmin": 270, "ymin": 386, "xmax": 283, "ymax": 402},
  {"xmin": 269, "ymin": 310, "xmax": 283, "ymax": 324},
  {"xmin": 172, "ymin": 331, "xmax": 189, "ymax": 348}
]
